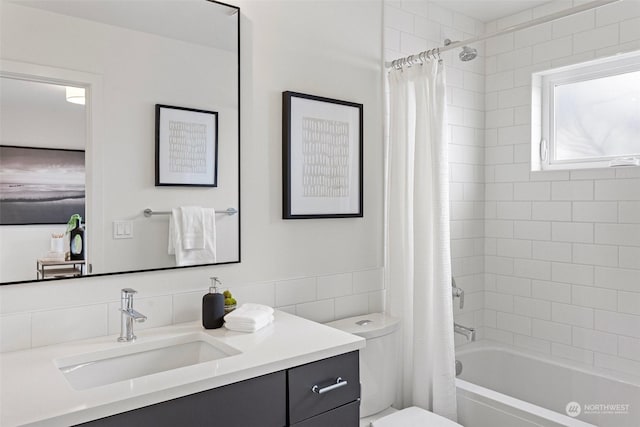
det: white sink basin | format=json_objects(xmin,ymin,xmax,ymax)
[{"xmin": 55, "ymin": 332, "xmax": 240, "ymax": 390}]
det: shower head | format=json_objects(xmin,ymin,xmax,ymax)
[
  {"xmin": 459, "ymin": 45, "xmax": 478, "ymax": 62},
  {"xmin": 443, "ymin": 39, "xmax": 478, "ymax": 62}
]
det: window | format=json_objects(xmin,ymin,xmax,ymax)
[{"xmin": 532, "ymin": 51, "xmax": 640, "ymax": 171}]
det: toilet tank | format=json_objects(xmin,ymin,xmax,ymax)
[{"xmin": 326, "ymin": 313, "xmax": 400, "ymax": 418}]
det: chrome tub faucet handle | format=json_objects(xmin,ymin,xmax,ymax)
[{"xmin": 452, "ymin": 277, "xmax": 464, "ymax": 309}]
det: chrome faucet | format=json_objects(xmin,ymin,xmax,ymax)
[
  {"xmin": 454, "ymin": 322, "xmax": 476, "ymax": 341},
  {"xmin": 117, "ymin": 288, "xmax": 147, "ymax": 342}
]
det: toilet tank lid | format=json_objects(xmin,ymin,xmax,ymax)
[{"xmin": 326, "ymin": 313, "xmax": 400, "ymax": 339}]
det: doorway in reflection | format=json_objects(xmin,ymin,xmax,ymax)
[{"xmin": 0, "ymin": 77, "xmax": 87, "ymax": 282}]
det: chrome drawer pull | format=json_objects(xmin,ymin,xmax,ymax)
[{"xmin": 311, "ymin": 377, "xmax": 348, "ymax": 394}]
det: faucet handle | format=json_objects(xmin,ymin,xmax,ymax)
[
  {"xmin": 452, "ymin": 278, "xmax": 464, "ymax": 309},
  {"xmin": 121, "ymin": 288, "xmax": 137, "ymax": 295},
  {"xmin": 452, "ymin": 287, "xmax": 464, "ymax": 308}
]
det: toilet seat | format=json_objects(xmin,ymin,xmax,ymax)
[{"xmin": 370, "ymin": 406, "xmax": 462, "ymax": 427}]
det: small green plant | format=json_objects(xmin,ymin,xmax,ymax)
[{"xmin": 66, "ymin": 214, "xmax": 82, "ymax": 233}]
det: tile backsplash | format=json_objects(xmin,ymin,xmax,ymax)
[{"xmin": 0, "ymin": 268, "xmax": 383, "ymax": 352}]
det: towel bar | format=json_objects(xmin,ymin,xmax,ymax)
[{"xmin": 143, "ymin": 208, "xmax": 237, "ymax": 217}]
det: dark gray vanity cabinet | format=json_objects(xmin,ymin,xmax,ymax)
[
  {"xmin": 76, "ymin": 371, "xmax": 287, "ymax": 427},
  {"xmin": 76, "ymin": 351, "xmax": 359, "ymax": 427}
]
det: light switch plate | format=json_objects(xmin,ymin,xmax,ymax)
[{"xmin": 113, "ymin": 221, "xmax": 133, "ymax": 239}]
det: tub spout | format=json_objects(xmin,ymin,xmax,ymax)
[{"xmin": 454, "ymin": 322, "xmax": 476, "ymax": 342}]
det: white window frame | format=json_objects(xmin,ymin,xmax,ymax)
[{"xmin": 532, "ymin": 50, "xmax": 640, "ymax": 171}]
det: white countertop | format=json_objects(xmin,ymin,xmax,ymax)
[{"xmin": 0, "ymin": 311, "xmax": 365, "ymax": 426}]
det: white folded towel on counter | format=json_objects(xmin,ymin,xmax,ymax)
[{"xmin": 224, "ymin": 303, "xmax": 274, "ymax": 333}]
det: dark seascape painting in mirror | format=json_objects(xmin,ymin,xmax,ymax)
[{"xmin": 0, "ymin": 145, "xmax": 85, "ymax": 225}]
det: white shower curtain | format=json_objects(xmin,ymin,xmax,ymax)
[{"xmin": 385, "ymin": 59, "xmax": 458, "ymax": 421}]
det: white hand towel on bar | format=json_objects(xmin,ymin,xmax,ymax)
[
  {"xmin": 168, "ymin": 207, "xmax": 217, "ymax": 266},
  {"xmin": 180, "ymin": 206, "xmax": 205, "ymax": 249}
]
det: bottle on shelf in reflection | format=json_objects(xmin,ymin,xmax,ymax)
[{"xmin": 67, "ymin": 213, "xmax": 85, "ymax": 261}]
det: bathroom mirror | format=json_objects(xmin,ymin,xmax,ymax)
[{"xmin": 0, "ymin": 0, "xmax": 240, "ymax": 284}]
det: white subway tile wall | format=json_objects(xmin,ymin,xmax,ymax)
[
  {"xmin": 384, "ymin": 0, "xmax": 640, "ymax": 377},
  {"xmin": 482, "ymin": 0, "xmax": 640, "ymax": 377},
  {"xmin": 0, "ymin": 313, "xmax": 31, "ymax": 352},
  {"xmin": 31, "ymin": 305, "xmax": 108, "ymax": 348},
  {"xmin": 0, "ymin": 268, "xmax": 384, "ymax": 352}
]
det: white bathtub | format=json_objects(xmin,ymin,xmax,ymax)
[{"xmin": 455, "ymin": 342, "xmax": 640, "ymax": 427}]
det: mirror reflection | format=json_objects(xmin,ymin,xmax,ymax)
[{"xmin": 0, "ymin": 0, "xmax": 240, "ymax": 284}]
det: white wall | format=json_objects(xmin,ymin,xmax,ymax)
[
  {"xmin": 0, "ymin": 0, "xmax": 384, "ymax": 352},
  {"xmin": 384, "ymin": 1, "xmax": 487, "ymax": 344},
  {"xmin": 0, "ymin": 80, "xmax": 85, "ymax": 149},
  {"xmin": 483, "ymin": 0, "xmax": 640, "ymax": 378}
]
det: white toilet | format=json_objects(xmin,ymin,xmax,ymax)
[{"xmin": 327, "ymin": 313, "xmax": 462, "ymax": 427}]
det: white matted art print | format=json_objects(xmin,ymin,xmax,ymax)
[
  {"xmin": 155, "ymin": 104, "xmax": 218, "ymax": 187},
  {"xmin": 283, "ymin": 92, "xmax": 363, "ymax": 219}
]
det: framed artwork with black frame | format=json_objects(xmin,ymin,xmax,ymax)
[
  {"xmin": 0, "ymin": 145, "xmax": 85, "ymax": 225},
  {"xmin": 155, "ymin": 104, "xmax": 218, "ymax": 187},
  {"xmin": 282, "ymin": 91, "xmax": 363, "ymax": 219}
]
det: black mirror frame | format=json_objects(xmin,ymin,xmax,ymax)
[{"xmin": 1, "ymin": 0, "xmax": 241, "ymax": 286}]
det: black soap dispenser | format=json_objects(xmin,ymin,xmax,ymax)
[{"xmin": 202, "ymin": 277, "xmax": 225, "ymax": 329}]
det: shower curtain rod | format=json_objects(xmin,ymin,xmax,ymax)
[{"xmin": 386, "ymin": 0, "xmax": 621, "ymax": 68}]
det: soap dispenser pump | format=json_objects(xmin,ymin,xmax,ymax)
[{"xmin": 202, "ymin": 277, "xmax": 225, "ymax": 329}]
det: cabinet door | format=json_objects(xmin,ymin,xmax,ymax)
[
  {"xmin": 291, "ymin": 401, "xmax": 359, "ymax": 427},
  {"xmin": 288, "ymin": 351, "xmax": 360, "ymax": 424},
  {"xmin": 77, "ymin": 371, "xmax": 286, "ymax": 427}
]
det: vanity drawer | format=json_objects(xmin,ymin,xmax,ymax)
[
  {"xmin": 288, "ymin": 350, "xmax": 360, "ymax": 424},
  {"xmin": 291, "ymin": 400, "xmax": 359, "ymax": 427}
]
